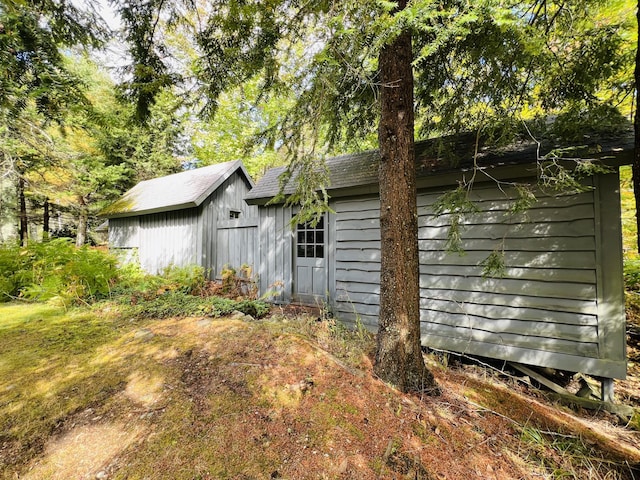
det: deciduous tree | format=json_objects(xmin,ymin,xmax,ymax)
[{"xmin": 0, "ymin": 0, "xmax": 106, "ymax": 244}]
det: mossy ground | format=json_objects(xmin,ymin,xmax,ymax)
[{"xmin": 1, "ymin": 303, "xmax": 639, "ymax": 480}]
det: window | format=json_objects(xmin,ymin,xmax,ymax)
[
  {"xmin": 296, "ymin": 215, "xmax": 324, "ymax": 258},
  {"xmin": 229, "ymin": 210, "xmax": 241, "ymax": 219}
]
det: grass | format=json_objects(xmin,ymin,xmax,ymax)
[{"xmin": 0, "ymin": 303, "xmax": 151, "ymax": 471}]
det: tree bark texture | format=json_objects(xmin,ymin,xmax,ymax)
[
  {"xmin": 43, "ymin": 198, "xmax": 50, "ymax": 241},
  {"xmin": 634, "ymin": 1, "xmax": 640, "ymax": 253},
  {"xmin": 18, "ymin": 176, "xmax": 28, "ymax": 247},
  {"xmin": 76, "ymin": 197, "xmax": 88, "ymax": 247},
  {"xmin": 373, "ymin": 4, "xmax": 438, "ymax": 394}
]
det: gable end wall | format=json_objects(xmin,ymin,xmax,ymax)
[{"xmin": 199, "ymin": 171, "xmax": 259, "ymax": 278}]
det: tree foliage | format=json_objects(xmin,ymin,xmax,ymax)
[
  {"xmin": 28, "ymin": 57, "xmax": 185, "ymax": 244},
  {"xmin": 192, "ymin": 79, "xmax": 286, "ymax": 178},
  {"xmin": 0, "ymin": 0, "xmax": 106, "ymax": 244},
  {"xmin": 0, "ymin": 0, "xmax": 186, "ymax": 245},
  {"xmin": 0, "ymin": 0, "xmax": 106, "ymax": 119},
  {"xmin": 412, "ymin": 1, "xmax": 634, "ymax": 139},
  {"xmin": 116, "ymin": 0, "xmax": 634, "ymax": 170},
  {"xmin": 115, "ymin": 0, "xmax": 184, "ymax": 121}
]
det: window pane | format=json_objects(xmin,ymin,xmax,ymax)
[
  {"xmin": 306, "ymin": 245, "xmax": 315, "ymax": 257},
  {"xmin": 297, "ymin": 231, "xmax": 305, "ymax": 244},
  {"xmin": 315, "ymin": 245, "xmax": 324, "ymax": 258},
  {"xmin": 317, "ymin": 216, "xmax": 324, "ymax": 229},
  {"xmin": 316, "ymin": 231, "xmax": 324, "ymax": 244},
  {"xmin": 297, "ymin": 245, "xmax": 306, "ymax": 258},
  {"xmin": 306, "ymin": 231, "xmax": 314, "ymax": 243}
]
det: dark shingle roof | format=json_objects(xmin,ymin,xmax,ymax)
[
  {"xmin": 246, "ymin": 132, "xmax": 633, "ymax": 205},
  {"xmin": 101, "ymin": 160, "xmax": 253, "ymax": 218}
]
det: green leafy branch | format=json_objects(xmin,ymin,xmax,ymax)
[
  {"xmin": 537, "ymin": 147, "xmax": 613, "ymax": 194},
  {"xmin": 433, "ymin": 184, "xmax": 479, "ymax": 254}
]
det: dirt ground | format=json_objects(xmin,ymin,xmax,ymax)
[{"xmin": 8, "ymin": 305, "xmax": 639, "ymax": 480}]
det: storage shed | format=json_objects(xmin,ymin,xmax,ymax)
[
  {"xmin": 246, "ymin": 133, "xmax": 633, "ymax": 381},
  {"xmin": 102, "ymin": 160, "xmax": 258, "ymax": 277}
]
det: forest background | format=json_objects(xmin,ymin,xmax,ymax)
[{"xmin": 0, "ymin": 0, "xmax": 636, "ymax": 248}]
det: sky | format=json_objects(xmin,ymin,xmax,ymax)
[{"xmin": 71, "ymin": 0, "xmax": 127, "ymax": 78}]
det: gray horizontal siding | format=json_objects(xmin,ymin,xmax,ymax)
[
  {"xmin": 418, "ymin": 237, "xmax": 596, "ymax": 251},
  {"xmin": 415, "ymin": 185, "xmax": 602, "ymax": 367},
  {"xmin": 422, "ymin": 334, "xmax": 624, "ymax": 378},
  {"xmin": 334, "ymin": 197, "xmax": 381, "ymax": 327},
  {"xmin": 422, "ymin": 321, "xmax": 598, "ymax": 357},
  {"xmin": 330, "ymin": 178, "xmax": 623, "ymax": 377},
  {"xmin": 336, "ymin": 261, "xmax": 596, "ymax": 285},
  {"xmin": 421, "ymin": 288, "xmax": 597, "ymax": 316},
  {"xmin": 419, "ymin": 275, "xmax": 597, "ymax": 301}
]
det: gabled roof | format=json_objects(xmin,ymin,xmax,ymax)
[
  {"xmin": 101, "ymin": 160, "xmax": 254, "ymax": 218},
  {"xmin": 246, "ymin": 132, "xmax": 633, "ymax": 205}
]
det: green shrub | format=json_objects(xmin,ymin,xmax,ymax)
[
  {"xmin": 0, "ymin": 244, "xmax": 30, "ymax": 300},
  {"xmin": 122, "ymin": 290, "xmax": 270, "ymax": 319},
  {"xmin": 112, "ymin": 264, "xmax": 208, "ymax": 299},
  {"xmin": 624, "ymin": 258, "xmax": 640, "ymax": 291},
  {"xmin": 0, "ymin": 239, "xmax": 119, "ymax": 304},
  {"xmin": 0, "ymin": 241, "xmax": 269, "ymax": 318},
  {"xmin": 159, "ymin": 264, "xmax": 207, "ymax": 294}
]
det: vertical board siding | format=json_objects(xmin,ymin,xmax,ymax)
[
  {"xmin": 331, "ymin": 180, "xmax": 624, "ymax": 378},
  {"xmin": 216, "ymin": 219, "xmax": 258, "ymax": 278},
  {"xmin": 200, "ymin": 194, "xmax": 218, "ymax": 278},
  {"xmin": 108, "ymin": 217, "xmax": 140, "ymax": 248},
  {"xmin": 199, "ymin": 172, "xmax": 258, "ymax": 278},
  {"xmin": 257, "ymin": 205, "xmax": 293, "ymax": 303},
  {"xmin": 138, "ymin": 208, "xmax": 199, "ymax": 274}
]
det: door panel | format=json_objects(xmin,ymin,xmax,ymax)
[{"xmin": 293, "ymin": 215, "xmax": 327, "ymax": 303}]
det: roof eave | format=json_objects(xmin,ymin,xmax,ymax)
[
  {"xmin": 245, "ymin": 197, "xmax": 274, "ymax": 206},
  {"xmin": 246, "ymin": 151, "xmax": 634, "ymax": 206},
  {"xmin": 245, "ymin": 132, "xmax": 634, "ymax": 205},
  {"xmin": 102, "ymin": 201, "xmax": 199, "ymax": 219}
]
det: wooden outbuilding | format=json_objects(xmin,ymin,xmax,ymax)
[
  {"xmin": 102, "ymin": 160, "xmax": 257, "ymax": 277},
  {"xmin": 246, "ymin": 133, "xmax": 633, "ymax": 382}
]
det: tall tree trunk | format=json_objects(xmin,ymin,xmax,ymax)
[
  {"xmin": 634, "ymin": 1, "xmax": 640, "ymax": 253},
  {"xmin": 18, "ymin": 176, "xmax": 28, "ymax": 247},
  {"xmin": 373, "ymin": 2, "xmax": 438, "ymax": 394},
  {"xmin": 43, "ymin": 198, "xmax": 50, "ymax": 241},
  {"xmin": 76, "ymin": 197, "xmax": 88, "ymax": 247}
]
